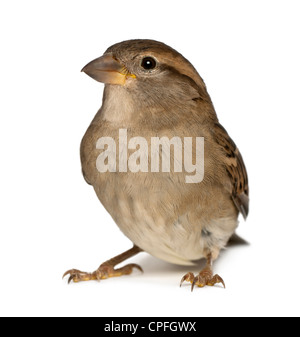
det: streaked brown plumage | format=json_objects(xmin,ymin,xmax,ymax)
[{"xmin": 63, "ymin": 39, "xmax": 249, "ymax": 289}]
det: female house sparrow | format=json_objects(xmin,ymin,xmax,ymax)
[{"xmin": 63, "ymin": 40, "xmax": 249, "ymax": 289}]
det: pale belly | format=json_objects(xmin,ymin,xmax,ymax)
[
  {"xmin": 116, "ymin": 198, "xmax": 205, "ymax": 265},
  {"xmin": 95, "ymin": 183, "xmax": 238, "ymax": 266}
]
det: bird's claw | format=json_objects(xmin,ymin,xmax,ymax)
[
  {"xmin": 62, "ymin": 269, "xmax": 101, "ymax": 283},
  {"xmin": 63, "ymin": 263, "xmax": 143, "ymax": 284},
  {"xmin": 180, "ymin": 272, "xmax": 195, "ymax": 287},
  {"xmin": 180, "ymin": 271, "xmax": 225, "ymax": 291}
]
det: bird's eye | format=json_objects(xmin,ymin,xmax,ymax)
[{"xmin": 141, "ymin": 57, "xmax": 156, "ymax": 70}]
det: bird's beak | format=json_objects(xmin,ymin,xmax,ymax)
[{"xmin": 81, "ymin": 53, "xmax": 135, "ymax": 85}]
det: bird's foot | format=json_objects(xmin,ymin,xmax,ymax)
[
  {"xmin": 63, "ymin": 263, "xmax": 143, "ymax": 284},
  {"xmin": 180, "ymin": 270, "xmax": 225, "ymax": 291}
]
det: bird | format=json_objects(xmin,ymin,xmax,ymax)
[{"xmin": 63, "ymin": 39, "xmax": 249, "ymax": 290}]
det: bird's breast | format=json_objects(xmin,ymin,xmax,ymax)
[{"xmin": 80, "ymin": 120, "xmax": 238, "ymax": 265}]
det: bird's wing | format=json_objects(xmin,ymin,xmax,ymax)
[{"xmin": 212, "ymin": 123, "xmax": 249, "ymax": 219}]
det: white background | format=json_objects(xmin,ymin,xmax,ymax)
[{"xmin": 1, "ymin": 0, "xmax": 299, "ymax": 317}]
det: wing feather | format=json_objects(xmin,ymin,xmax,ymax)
[{"xmin": 213, "ymin": 123, "xmax": 249, "ymax": 219}]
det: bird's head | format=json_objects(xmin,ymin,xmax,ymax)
[{"xmin": 82, "ymin": 39, "xmax": 211, "ymax": 111}]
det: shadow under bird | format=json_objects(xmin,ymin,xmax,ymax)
[{"xmin": 63, "ymin": 39, "xmax": 249, "ymax": 290}]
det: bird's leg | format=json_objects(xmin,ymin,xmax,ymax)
[
  {"xmin": 180, "ymin": 253, "xmax": 225, "ymax": 290},
  {"xmin": 63, "ymin": 245, "xmax": 143, "ymax": 284}
]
